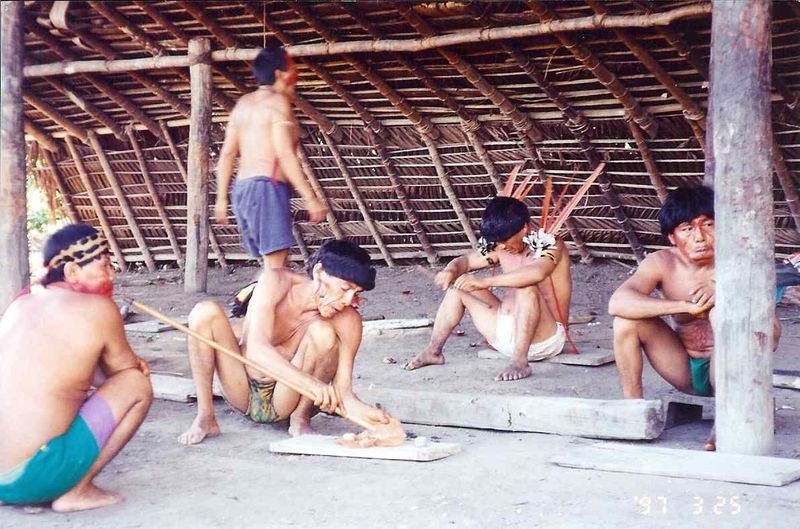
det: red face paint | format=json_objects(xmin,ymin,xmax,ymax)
[{"xmin": 669, "ymin": 214, "xmax": 715, "ymax": 264}]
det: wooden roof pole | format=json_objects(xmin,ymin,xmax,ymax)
[
  {"xmin": 291, "ymin": 224, "xmax": 310, "ymax": 261},
  {"xmin": 63, "ymin": 135, "xmax": 126, "ymax": 267},
  {"xmin": 133, "ymin": 0, "xmax": 247, "ymax": 100},
  {"xmin": 396, "ymin": 4, "xmax": 545, "ymax": 144},
  {"xmin": 40, "ymin": 148, "xmax": 80, "ymax": 224},
  {"xmin": 25, "ymin": 21, "xmax": 163, "ymax": 139},
  {"xmin": 321, "ymin": 134, "xmax": 395, "ymax": 266},
  {"xmin": 423, "ymin": 135, "xmax": 479, "ymax": 246},
  {"xmin": 625, "ymin": 115, "xmax": 669, "ymax": 204},
  {"xmin": 564, "ymin": 218, "xmax": 593, "ymax": 264},
  {"xmin": 23, "ymin": 92, "xmax": 88, "ymax": 143},
  {"xmin": 158, "ymin": 120, "xmax": 228, "ymax": 271},
  {"xmin": 290, "ymin": 3, "xmax": 439, "ymax": 139},
  {"xmin": 527, "ymin": 0, "xmax": 658, "ymax": 138},
  {"xmin": 771, "ymin": 138, "xmax": 800, "ymax": 234},
  {"xmin": 43, "ymin": 78, "xmax": 126, "ymax": 142},
  {"xmin": 587, "ymin": 0, "xmax": 705, "ymax": 145},
  {"xmin": 296, "ymin": 139, "xmax": 344, "ymax": 240},
  {"xmin": 370, "ymin": 131, "xmax": 438, "ymax": 264},
  {"xmin": 292, "ymin": 96, "xmax": 343, "ymax": 143},
  {"xmin": 24, "ymin": 119, "xmax": 59, "ymax": 152},
  {"xmin": 127, "ymin": 128, "xmax": 184, "ymax": 268},
  {"xmin": 339, "ymin": 3, "xmax": 502, "ymax": 193},
  {"xmin": 87, "ymin": 131, "xmax": 156, "ymax": 272}
]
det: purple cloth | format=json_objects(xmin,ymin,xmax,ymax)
[
  {"xmin": 78, "ymin": 394, "xmax": 115, "ymax": 449},
  {"xmin": 231, "ymin": 176, "xmax": 294, "ymax": 257}
]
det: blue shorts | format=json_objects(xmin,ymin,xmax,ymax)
[{"xmin": 231, "ymin": 176, "xmax": 294, "ymax": 258}]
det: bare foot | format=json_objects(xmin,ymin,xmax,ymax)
[
  {"xmin": 403, "ymin": 349, "xmax": 445, "ymax": 371},
  {"xmin": 51, "ymin": 483, "xmax": 122, "ymax": 513},
  {"xmin": 177, "ymin": 415, "xmax": 220, "ymax": 445},
  {"xmin": 703, "ymin": 425, "xmax": 716, "ymax": 451},
  {"xmin": 288, "ymin": 416, "xmax": 315, "ymax": 437},
  {"xmin": 495, "ymin": 361, "xmax": 532, "ymax": 382}
]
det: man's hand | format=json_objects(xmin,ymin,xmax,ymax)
[
  {"xmin": 214, "ymin": 199, "xmax": 230, "ymax": 225},
  {"xmin": 307, "ymin": 198, "xmax": 329, "ymax": 224},
  {"xmin": 136, "ymin": 357, "xmax": 151, "ymax": 377},
  {"xmin": 689, "ymin": 279, "xmax": 715, "ymax": 309},
  {"xmin": 453, "ymin": 274, "xmax": 486, "ymax": 293},
  {"xmin": 313, "ymin": 382, "xmax": 343, "ymax": 415},
  {"xmin": 434, "ymin": 269, "xmax": 457, "ymax": 290}
]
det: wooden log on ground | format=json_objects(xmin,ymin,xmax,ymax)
[
  {"xmin": 550, "ymin": 443, "xmax": 800, "ymax": 487},
  {"xmin": 184, "ymin": 38, "xmax": 212, "ymax": 293},
  {"xmin": 361, "ymin": 388, "xmax": 664, "ymax": 440},
  {"xmin": 710, "ymin": 0, "xmax": 775, "ymax": 456},
  {"xmin": 0, "ymin": 2, "xmax": 29, "ymax": 312}
]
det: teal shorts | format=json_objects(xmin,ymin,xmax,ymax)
[
  {"xmin": 689, "ymin": 357, "xmax": 713, "ymax": 397},
  {"xmin": 0, "ymin": 395, "xmax": 114, "ymax": 504}
]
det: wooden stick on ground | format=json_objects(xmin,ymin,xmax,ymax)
[
  {"xmin": 415, "ymin": 266, "xmax": 494, "ymax": 309},
  {"xmin": 124, "ymin": 298, "xmax": 375, "ymax": 431}
]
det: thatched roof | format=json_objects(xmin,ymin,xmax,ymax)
[{"xmin": 21, "ymin": 1, "xmax": 800, "ymax": 268}]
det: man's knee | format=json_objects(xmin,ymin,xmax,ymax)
[
  {"xmin": 612, "ymin": 316, "xmax": 639, "ymax": 337},
  {"xmin": 189, "ymin": 300, "xmax": 224, "ymax": 329},
  {"xmin": 106, "ymin": 368, "xmax": 153, "ymax": 407},
  {"xmin": 306, "ymin": 319, "xmax": 337, "ymax": 354}
]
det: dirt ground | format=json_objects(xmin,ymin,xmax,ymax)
[{"xmin": 3, "ymin": 260, "xmax": 799, "ymax": 528}]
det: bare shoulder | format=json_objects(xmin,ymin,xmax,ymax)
[{"xmin": 330, "ymin": 306, "xmax": 362, "ymax": 333}]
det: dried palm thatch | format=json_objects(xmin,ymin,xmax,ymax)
[{"xmin": 19, "ymin": 1, "xmax": 799, "ymax": 268}]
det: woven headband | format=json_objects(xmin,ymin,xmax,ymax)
[{"xmin": 47, "ymin": 233, "xmax": 110, "ymax": 269}]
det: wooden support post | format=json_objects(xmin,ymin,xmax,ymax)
[
  {"xmin": 711, "ymin": 0, "xmax": 774, "ymax": 456},
  {"xmin": 296, "ymin": 141, "xmax": 344, "ymax": 239},
  {"xmin": 185, "ymin": 38, "xmax": 212, "ymax": 293},
  {"xmin": 321, "ymin": 134, "xmax": 395, "ymax": 266},
  {"xmin": 371, "ymin": 131, "xmax": 438, "ymax": 264},
  {"xmin": 41, "ymin": 148, "xmax": 79, "ymax": 223},
  {"xmin": 422, "ymin": 135, "xmax": 479, "ymax": 247},
  {"xmin": 64, "ymin": 136, "xmax": 126, "ymax": 267},
  {"xmin": 127, "ymin": 128, "xmax": 184, "ymax": 268},
  {"xmin": 625, "ymin": 115, "xmax": 668, "ymax": 204},
  {"xmin": 87, "ymin": 131, "xmax": 156, "ymax": 272},
  {"xmin": 0, "ymin": 2, "xmax": 29, "ymax": 312}
]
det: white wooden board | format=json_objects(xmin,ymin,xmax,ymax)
[
  {"xmin": 773, "ymin": 374, "xmax": 800, "ymax": 390},
  {"xmin": 476, "ymin": 348, "xmax": 615, "ymax": 366},
  {"xmin": 362, "ymin": 388, "xmax": 664, "ymax": 440},
  {"xmin": 551, "ymin": 442, "xmax": 800, "ymax": 486},
  {"xmin": 362, "ymin": 318, "xmax": 433, "ymax": 336},
  {"xmin": 269, "ymin": 434, "xmax": 461, "ymax": 462},
  {"xmin": 125, "ymin": 318, "xmax": 187, "ymax": 333}
]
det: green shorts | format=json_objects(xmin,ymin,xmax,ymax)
[
  {"xmin": 244, "ymin": 377, "xmax": 283, "ymax": 424},
  {"xmin": 689, "ymin": 357, "xmax": 713, "ymax": 397},
  {"xmin": 0, "ymin": 417, "xmax": 99, "ymax": 504}
]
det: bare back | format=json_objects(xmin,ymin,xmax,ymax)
[
  {"xmin": 229, "ymin": 90, "xmax": 296, "ymax": 182},
  {"xmin": 0, "ymin": 289, "xmax": 134, "ymax": 471}
]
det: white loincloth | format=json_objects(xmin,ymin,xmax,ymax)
[{"xmin": 489, "ymin": 314, "xmax": 566, "ymax": 361}]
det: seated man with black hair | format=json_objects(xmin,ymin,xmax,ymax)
[
  {"xmin": 179, "ymin": 240, "xmax": 392, "ymax": 444},
  {"xmin": 404, "ymin": 196, "xmax": 573, "ymax": 382},
  {"xmin": 609, "ymin": 186, "xmax": 781, "ymax": 447},
  {"xmin": 0, "ymin": 224, "xmax": 152, "ymax": 512}
]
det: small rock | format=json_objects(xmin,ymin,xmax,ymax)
[
  {"xmin": 383, "ymin": 357, "xmax": 397, "ymax": 364},
  {"xmin": 24, "ymin": 506, "xmax": 44, "ymax": 514}
]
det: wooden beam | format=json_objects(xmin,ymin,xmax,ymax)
[
  {"xmin": 185, "ymin": 38, "xmax": 212, "ymax": 293},
  {"xmin": 88, "ymin": 1, "xmax": 166, "ymax": 57},
  {"xmin": 127, "ymin": 128, "xmax": 184, "ymax": 268},
  {"xmin": 23, "ymin": 4, "xmax": 713, "ymax": 77},
  {"xmin": 23, "ymin": 119, "xmax": 59, "ymax": 152},
  {"xmin": 41, "ymin": 148, "xmax": 80, "ymax": 224},
  {"xmin": 296, "ymin": 140, "xmax": 344, "ymax": 239},
  {"xmin": 24, "ymin": 20, "xmax": 164, "ymax": 139},
  {"xmin": 291, "ymin": 224, "xmax": 310, "ymax": 262},
  {"xmin": 292, "ymin": 95, "xmax": 342, "ymax": 142},
  {"xmin": 527, "ymin": 0, "xmax": 658, "ymax": 138},
  {"xmin": 63, "ymin": 135, "xmax": 126, "ymax": 267},
  {"xmin": 44, "ymin": 77, "xmax": 126, "ymax": 141},
  {"xmin": 625, "ymin": 115, "xmax": 668, "ymax": 204},
  {"xmin": 87, "ymin": 131, "xmax": 156, "ymax": 272},
  {"xmin": 370, "ymin": 131, "xmax": 438, "ymax": 264},
  {"xmin": 397, "ymin": 4, "xmax": 544, "ymax": 143},
  {"xmin": 710, "ymin": 0, "xmax": 774, "ymax": 456},
  {"xmin": 23, "ymin": 92, "xmax": 87, "ymax": 142},
  {"xmin": 0, "ymin": 1, "xmax": 29, "ymax": 312},
  {"xmin": 321, "ymin": 133, "xmax": 395, "ymax": 266},
  {"xmin": 361, "ymin": 388, "xmax": 664, "ymax": 440},
  {"xmin": 158, "ymin": 120, "xmax": 228, "ymax": 270},
  {"xmin": 422, "ymin": 134, "xmax": 479, "ymax": 247},
  {"xmin": 564, "ymin": 218, "xmax": 593, "ymax": 264}
]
